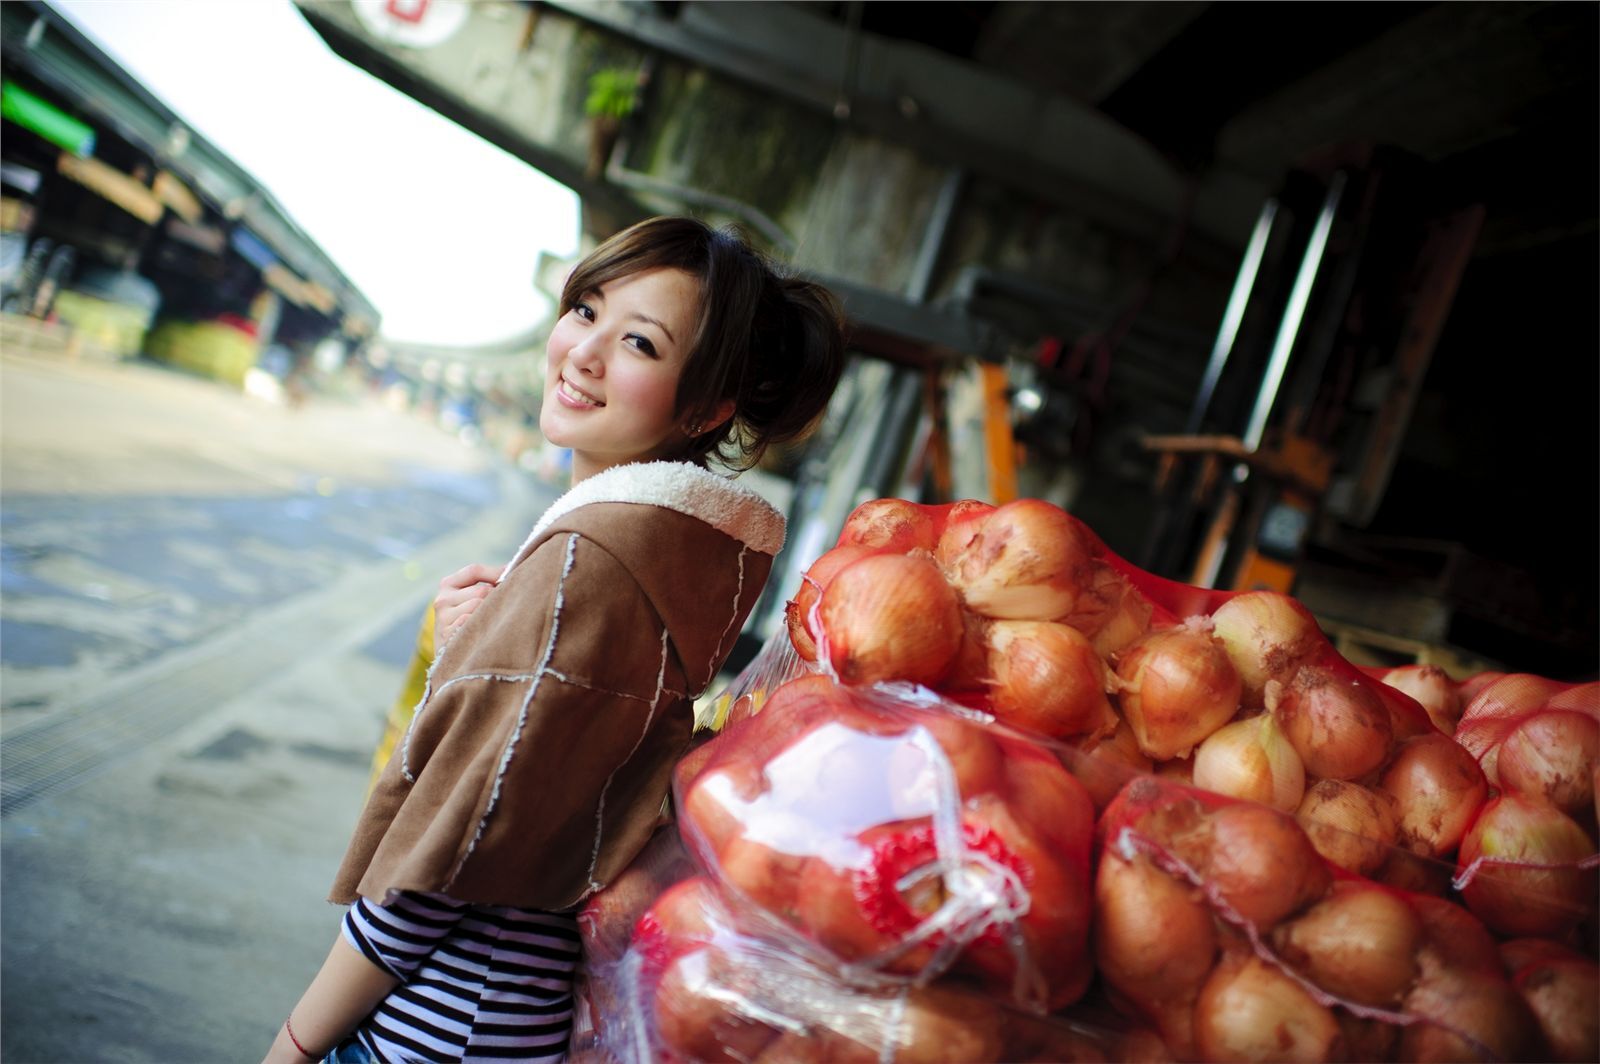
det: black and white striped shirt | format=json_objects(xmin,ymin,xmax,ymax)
[{"xmin": 342, "ymin": 891, "xmax": 580, "ymax": 1062}]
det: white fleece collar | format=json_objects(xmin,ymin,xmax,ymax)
[{"xmin": 511, "ymin": 461, "xmax": 786, "ymax": 567}]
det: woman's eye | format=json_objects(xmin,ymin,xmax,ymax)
[
  {"xmin": 627, "ymin": 334, "xmax": 658, "ymax": 358},
  {"xmin": 573, "ymin": 302, "xmax": 595, "ymax": 322}
]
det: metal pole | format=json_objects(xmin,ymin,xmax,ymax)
[
  {"xmin": 1185, "ymin": 198, "xmax": 1279, "ymax": 434},
  {"xmin": 1244, "ymin": 172, "xmax": 1346, "ymax": 450}
]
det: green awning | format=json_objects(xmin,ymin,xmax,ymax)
[{"xmin": 1, "ymin": 79, "xmax": 95, "ymax": 156}]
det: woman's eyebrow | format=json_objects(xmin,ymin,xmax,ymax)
[{"xmin": 630, "ymin": 312, "xmax": 675, "ymax": 344}]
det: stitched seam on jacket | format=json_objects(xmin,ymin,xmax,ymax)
[
  {"xmin": 701, "ymin": 545, "xmax": 749, "ymax": 698},
  {"xmin": 448, "ymin": 533, "xmax": 578, "ymax": 890},
  {"xmin": 541, "ymin": 667, "xmax": 683, "ymax": 704},
  {"xmin": 584, "ymin": 626, "xmax": 669, "ymax": 893}
]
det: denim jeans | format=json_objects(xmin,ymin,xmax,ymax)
[{"xmin": 324, "ymin": 1037, "xmax": 377, "ymax": 1064}]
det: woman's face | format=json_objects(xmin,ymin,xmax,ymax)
[{"xmin": 539, "ymin": 267, "xmax": 701, "ymax": 482}]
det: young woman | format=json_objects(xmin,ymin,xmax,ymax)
[{"xmin": 265, "ymin": 216, "xmax": 845, "ymax": 1063}]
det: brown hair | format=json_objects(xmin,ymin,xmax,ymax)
[{"xmin": 559, "ymin": 216, "xmax": 846, "ymax": 470}]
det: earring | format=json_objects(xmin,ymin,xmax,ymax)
[{"xmin": 686, "ymin": 421, "xmax": 703, "ymax": 437}]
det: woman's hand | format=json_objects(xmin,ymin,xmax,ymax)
[{"xmin": 433, "ymin": 563, "xmax": 505, "ymax": 655}]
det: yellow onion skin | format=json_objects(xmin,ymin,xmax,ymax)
[
  {"xmin": 938, "ymin": 608, "xmax": 991, "ymax": 691},
  {"xmin": 1115, "ymin": 626, "xmax": 1243, "ymax": 761},
  {"xmin": 1074, "ymin": 722, "xmax": 1154, "ymax": 812},
  {"xmin": 1190, "ymin": 801, "xmax": 1331, "ymax": 930},
  {"xmin": 1194, "ymin": 951, "xmax": 1345, "ymax": 1063},
  {"xmin": 1094, "ymin": 850, "xmax": 1217, "ymax": 1061},
  {"xmin": 1409, "ymin": 894, "xmax": 1506, "ymax": 976},
  {"xmin": 818, "ymin": 552, "xmax": 963, "ymax": 686},
  {"xmin": 1456, "ymin": 792, "xmax": 1599, "ymax": 940},
  {"xmin": 785, "ymin": 544, "xmax": 873, "ymax": 662},
  {"xmin": 1378, "ymin": 732, "xmax": 1488, "ymax": 859},
  {"xmin": 984, "ymin": 619, "xmax": 1118, "ymax": 740},
  {"xmin": 1270, "ymin": 881, "xmax": 1422, "ymax": 1008},
  {"xmin": 836, "ymin": 497, "xmax": 938, "ymax": 554},
  {"xmin": 941, "ymin": 498, "xmax": 1090, "ymax": 620},
  {"xmin": 1508, "ymin": 948, "xmax": 1599, "ymax": 1063},
  {"xmin": 1209, "ymin": 591, "xmax": 1326, "ymax": 707},
  {"xmin": 1455, "ymin": 673, "xmax": 1570, "ymax": 785},
  {"xmin": 1399, "ymin": 965, "xmax": 1543, "ymax": 1064},
  {"xmin": 931, "ymin": 499, "xmax": 997, "ymax": 572},
  {"xmin": 1377, "ymin": 664, "xmax": 1464, "ymax": 734},
  {"xmin": 1191, "ymin": 714, "xmax": 1305, "ymax": 812},
  {"xmin": 1496, "ymin": 709, "xmax": 1599, "ymax": 819},
  {"xmin": 1272, "ymin": 664, "xmax": 1393, "ymax": 780},
  {"xmin": 1060, "ymin": 560, "xmax": 1155, "ymax": 656},
  {"xmin": 1295, "ymin": 779, "xmax": 1400, "ymax": 876}
]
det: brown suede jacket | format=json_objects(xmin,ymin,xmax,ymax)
[{"xmin": 331, "ymin": 461, "xmax": 784, "ymax": 911}]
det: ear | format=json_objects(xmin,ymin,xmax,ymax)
[{"xmin": 703, "ymin": 398, "xmax": 736, "ymax": 434}]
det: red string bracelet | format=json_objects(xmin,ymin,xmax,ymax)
[{"xmin": 284, "ymin": 1014, "xmax": 316, "ymax": 1060}]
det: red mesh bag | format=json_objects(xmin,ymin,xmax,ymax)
[{"xmin": 1094, "ymin": 774, "xmax": 1561, "ymax": 1062}]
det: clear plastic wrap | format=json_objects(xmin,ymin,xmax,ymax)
[
  {"xmin": 675, "ymin": 676, "xmax": 1096, "ymax": 1013},
  {"xmin": 594, "ymin": 874, "xmax": 1126, "ymax": 1064}
]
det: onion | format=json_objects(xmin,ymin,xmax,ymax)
[
  {"xmin": 1337, "ymin": 1014, "xmax": 1400, "ymax": 1063},
  {"xmin": 1369, "ymin": 679, "xmax": 1439, "ymax": 740},
  {"xmin": 940, "ymin": 498, "xmax": 1090, "ymax": 620},
  {"xmin": 1295, "ymin": 779, "xmax": 1400, "ymax": 876},
  {"xmin": 1510, "ymin": 950, "xmax": 1600, "ymax": 1063},
  {"xmin": 1209, "ymin": 591, "xmax": 1326, "ymax": 707},
  {"xmin": 984, "ymin": 619, "xmax": 1117, "ymax": 740},
  {"xmin": 1059, "ymin": 560, "xmax": 1154, "ymax": 655},
  {"xmin": 1399, "ymin": 965, "xmax": 1541, "ymax": 1064},
  {"xmin": 1196, "ymin": 801, "xmax": 1331, "ymax": 929},
  {"xmin": 784, "ymin": 544, "xmax": 873, "ymax": 662},
  {"xmin": 836, "ymin": 497, "xmax": 938, "ymax": 554},
  {"xmin": 1378, "ymin": 732, "xmax": 1488, "ymax": 858},
  {"xmin": 1456, "ymin": 672, "xmax": 1569, "ymax": 784},
  {"xmin": 938, "ymin": 608, "xmax": 991, "ymax": 691},
  {"xmin": 653, "ymin": 947, "xmax": 780, "ymax": 1062},
  {"xmin": 1074, "ymin": 722, "xmax": 1153, "ymax": 811},
  {"xmin": 1191, "ymin": 713, "xmax": 1305, "ymax": 812},
  {"xmin": 1498, "ymin": 936, "xmax": 1582, "ymax": 976},
  {"xmin": 1271, "ymin": 664, "xmax": 1393, "ymax": 780},
  {"xmin": 1094, "ymin": 849, "xmax": 1217, "ymax": 1061},
  {"xmin": 819, "ymin": 552, "xmax": 963, "ymax": 685},
  {"xmin": 932, "ymin": 499, "xmax": 997, "ymax": 571},
  {"xmin": 1457, "ymin": 669, "xmax": 1507, "ymax": 703},
  {"xmin": 1409, "ymin": 894, "xmax": 1505, "ymax": 975},
  {"xmin": 1496, "ymin": 709, "xmax": 1599, "ymax": 817},
  {"xmin": 1194, "ymin": 951, "xmax": 1344, "ymax": 1063},
  {"xmin": 1376, "ymin": 664, "xmax": 1464, "ymax": 734},
  {"xmin": 1376, "ymin": 848, "xmax": 1452, "ymax": 897},
  {"xmin": 888, "ymin": 984, "xmax": 1006, "ymax": 1063},
  {"xmin": 1547, "ymin": 679, "xmax": 1600, "ymax": 713},
  {"xmin": 1270, "ymin": 881, "xmax": 1422, "ymax": 1007},
  {"xmin": 1155, "ymin": 755, "xmax": 1195, "ymax": 785},
  {"xmin": 1456, "ymin": 792, "xmax": 1598, "ymax": 939},
  {"xmin": 1114, "ymin": 622, "xmax": 1243, "ymax": 760}
]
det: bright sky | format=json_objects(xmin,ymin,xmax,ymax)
[{"xmin": 52, "ymin": 0, "xmax": 580, "ymax": 346}]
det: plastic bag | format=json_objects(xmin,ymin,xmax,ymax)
[
  {"xmin": 674, "ymin": 675, "xmax": 1096, "ymax": 1012},
  {"xmin": 602, "ymin": 874, "xmax": 1121, "ymax": 1063}
]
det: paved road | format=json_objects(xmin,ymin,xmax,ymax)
[{"xmin": 0, "ymin": 349, "xmax": 559, "ymax": 1062}]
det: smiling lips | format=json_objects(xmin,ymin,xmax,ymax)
[{"xmin": 559, "ymin": 378, "xmax": 604, "ymax": 407}]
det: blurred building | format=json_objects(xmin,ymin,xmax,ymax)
[{"xmin": 0, "ymin": 1, "xmax": 378, "ymax": 387}]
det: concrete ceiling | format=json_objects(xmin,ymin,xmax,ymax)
[{"xmin": 762, "ymin": 1, "xmax": 1598, "ymax": 254}]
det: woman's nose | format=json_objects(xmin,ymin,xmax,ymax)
[{"xmin": 568, "ymin": 333, "xmax": 604, "ymax": 374}]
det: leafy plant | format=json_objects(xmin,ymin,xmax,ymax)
[{"xmin": 585, "ymin": 68, "xmax": 640, "ymax": 121}]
